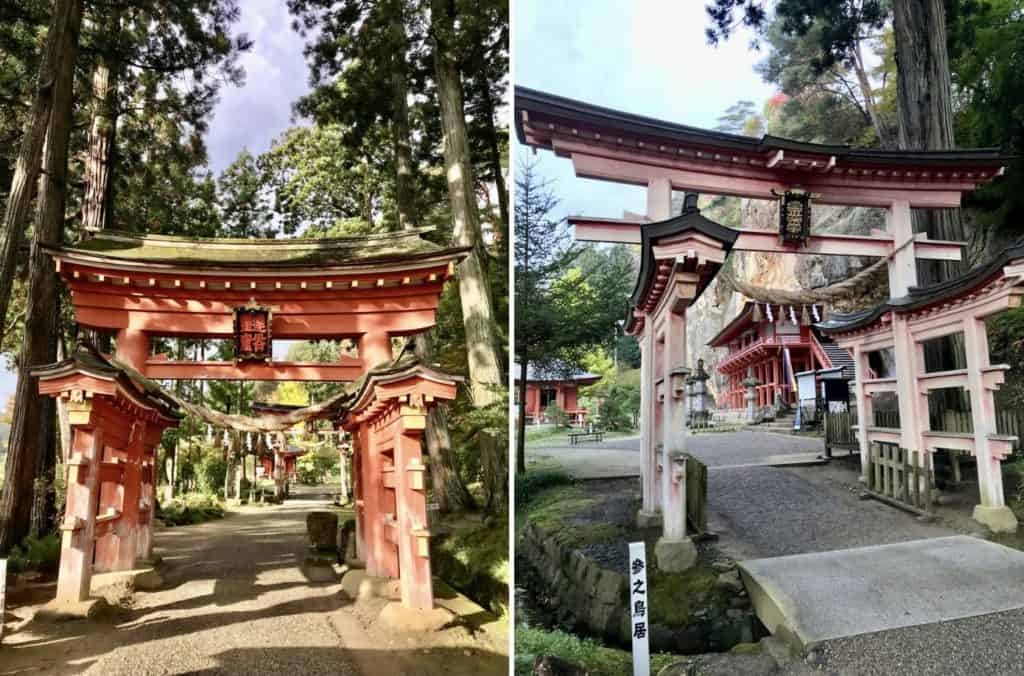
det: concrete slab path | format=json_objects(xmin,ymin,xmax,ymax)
[
  {"xmin": 740, "ymin": 535, "xmax": 1024, "ymax": 649},
  {"xmin": 1, "ymin": 494, "xmax": 507, "ymax": 675}
]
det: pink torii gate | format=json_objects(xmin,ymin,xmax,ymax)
[
  {"xmin": 35, "ymin": 228, "xmax": 467, "ymax": 613},
  {"xmin": 515, "ymin": 87, "xmax": 1015, "ymax": 565}
]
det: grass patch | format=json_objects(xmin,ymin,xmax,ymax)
[
  {"xmin": 516, "ymin": 467, "xmax": 572, "ymax": 506},
  {"xmin": 515, "ymin": 625, "xmax": 686, "ymax": 676},
  {"xmin": 7, "ymin": 533, "xmax": 61, "ymax": 574},
  {"xmin": 519, "ymin": 482, "xmax": 594, "ymax": 534},
  {"xmin": 157, "ymin": 493, "xmax": 226, "ymax": 526}
]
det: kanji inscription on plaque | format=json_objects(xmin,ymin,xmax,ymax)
[{"xmin": 234, "ymin": 306, "xmax": 271, "ymax": 362}]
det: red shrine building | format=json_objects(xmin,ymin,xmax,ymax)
[
  {"xmin": 514, "ymin": 362, "xmax": 600, "ymax": 425},
  {"xmin": 36, "ymin": 227, "xmax": 467, "ymax": 613},
  {"xmin": 710, "ymin": 302, "xmax": 855, "ymax": 409},
  {"xmin": 251, "ymin": 402, "xmax": 308, "ymax": 479}
]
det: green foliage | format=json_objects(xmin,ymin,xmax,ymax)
[
  {"xmin": 217, "ymin": 149, "xmax": 276, "ymax": 238},
  {"xmin": 7, "ymin": 533, "xmax": 60, "ymax": 574},
  {"xmin": 514, "ymin": 468, "xmax": 571, "ymax": 507},
  {"xmin": 295, "ymin": 450, "xmax": 339, "ymax": 485},
  {"xmin": 543, "ymin": 402, "xmax": 570, "ymax": 429},
  {"xmin": 157, "ymin": 493, "xmax": 225, "ymax": 526},
  {"xmin": 592, "ymin": 383, "xmax": 640, "ymax": 432},
  {"xmin": 514, "ymin": 625, "xmax": 685, "ymax": 676},
  {"xmin": 195, "ymin": 446, "xmax": 227, "ymax": 496}
]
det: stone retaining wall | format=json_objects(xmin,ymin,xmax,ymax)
[
  {"xmin": 519, "ymin": 523, "xmax": 758, "ymax": 653},
  {"xmin": 519, "ymin": 523, "xmax": 629, "ymax": 644}
]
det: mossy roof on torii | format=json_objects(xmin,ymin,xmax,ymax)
[{"xmin": 43, "ymin": 227, "xmax": 469, "ymax": 270}]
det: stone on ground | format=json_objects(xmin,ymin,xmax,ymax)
[
  {"xmin": 972, "ymin": 504, "xmax": 1018, "ymax": 534},
  {"xmin": 377, "ymin": 600, "xmax": 454, "ymax": 632},
  {"xmin": 307, "ymin": 510, "xmax": 339, "ymax": 550},
  {"xmin": 654, "ymin": 537, "xmax": 698, "ymax": 573},
  {"xmin": 533, "ymin": 654, "xmax": 589, "ymax": 675},
  {"xmin": 340, "ymin": 569, "xmax": 401, "ymax": 602},
  {"xmin": 34, "ymin": 597, "xmax": 110, "ymax": 622}
]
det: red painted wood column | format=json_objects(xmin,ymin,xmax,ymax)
[
  {"xmin": 361, "ymin": 332, "xmax": 392, "ymax": 370},
  {"xmin": 394, "ymin": 400, "xmax": 432, "ymax": 609},
  {"xmin": 115, "ymin": 328, "xmax": 149, "ymax": 370},
  {"xmin": 55, "ymin": 417, "xmax": 103, "ymax": 604}
]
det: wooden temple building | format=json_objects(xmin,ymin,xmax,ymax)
[
  {"xmin": 709, "ymin": 302, "xmax": 855, "ymax": 410},
  {"xmin": 35, "ymin": 227, "xmax": 468, "ymax": 612},
  {"xmin": 513, "ymin": 361, "xmax": 600, "ymax": 425},
  {"xmin": 515, "ymin": 85, "xmax": 1018, "ymax": 568}
]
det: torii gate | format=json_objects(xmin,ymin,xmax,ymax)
[
  {"xmin": 35, "ymin": 227, "xmax": 467, "ymax": 613},
  {"xmin": 515, "ymin": 87, "xmax": 1013, "ymax": 568}
]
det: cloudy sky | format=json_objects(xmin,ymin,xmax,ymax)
[
  {"xmin": 206, "ymin": 1, "xmax": 312, "ymax": 173},
  {"xmin": 514, "ymin": 0, "xmax": 775, "ymax": 221}
]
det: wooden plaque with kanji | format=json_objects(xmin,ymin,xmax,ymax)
[{"xmin": 234, "ymin": 307, "xmax": 271, "ymax": 362}]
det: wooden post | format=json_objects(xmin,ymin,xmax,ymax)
[
  {"xmin": 55, "ymin": 420, "xmax": 103, "ymax": 604},
  {"xmin": 638, "ymin": 314, "xmax": 660, "ymax": 525},
  {"xmin": 963, "ymin": 316, "xmax": 1017, "ymax": 531},
  {"xmin": 394, "ymin": 401, "xmax": 433, "ymax": 609}
]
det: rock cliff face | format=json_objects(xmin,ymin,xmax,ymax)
[{"xmin": 675, "ymin": 195, "xmax": 888, "ymax": 403}]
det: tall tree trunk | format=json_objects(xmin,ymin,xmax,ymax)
[
  {"xmin": 81, "ymin": 16, "xmax": 120, "ymax": 233},
  {"xmin": 414, "ymin": 333, "xmax": 475, "ymax": 513},
  {"xmin": 893, "ymin": 0, "xmax": 964, "ymax": 281},
  {"xmin": 389, "ymin": 0, "xmax": 416, "ymax": 232},
  {"xmin": 0, "ymin": 0, "xmax": 82, "ymax": 554},
  {"xmin": 473, "ymin": 66, "xmax": 508, "ymax": 231},
  {"xmin": 516, "ymin": 357, "xmax": 528, "ymax": 474},
  {"xmin": 431, "ymin": 0, "xmax": 503, "ymax": 408},
  {"xmin": 0, "ymin": 0, "xmax": 81, "ymax": 349}
]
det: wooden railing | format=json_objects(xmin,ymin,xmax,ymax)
[{"xmin": 717, "ymin": 334, "xmax": 807, "ymax": 371}]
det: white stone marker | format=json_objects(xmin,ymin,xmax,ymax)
[{"xmin": 628, "ymin": 541, "xmax": 650, "ymax": 676}]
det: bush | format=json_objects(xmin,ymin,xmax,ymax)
[
  {"xmin": 7, "ymin": 533, "xmax": 61, "ymax": 574},
  {"xmin": 296, "ymin": 450, "xmax": 340, "ymax": 484},
  {"xmin": 514, "ymin": 626, "xmax": 684, "ymax": 676},
  {"xmin": 515, "ymin": 468, "xmax": 572, "ymax": 506},
  {"xmin": 544, "ymin": 402, "xmax": 570, "ymax": 428},
  {"xmin": 157, "ymin": 493, "xmax": 225, "ymax": 526}
]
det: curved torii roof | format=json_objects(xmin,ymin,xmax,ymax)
[{"xmin": 515, "ymin": 86, "xmax": 1007, "ymax": 206}]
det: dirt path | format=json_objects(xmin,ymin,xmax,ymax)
[{"xmin": 1, "ymin": 495, "xmax": 507, "ymax": 675}]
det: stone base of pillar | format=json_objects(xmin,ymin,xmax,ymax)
[
  {"xmin": 637, "ymin": 509, "xmax": 663, "ymax": 529},
  {"xmin": 275, "ymin": 479, "xmax": 286, "ymax": 501},
  {"xmin": 654, "ymin": 536, "xmax": 698, "ymax": 573},
  {"xmin": 972, "ymin": 504, "xmax": 1018, "ymax": 534},
  {"xmin": 36, "ymin": 597, "xmax": 109, "ymax": 622}
]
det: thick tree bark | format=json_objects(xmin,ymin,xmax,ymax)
[
  {"xmin": 0, "ymin": 0, "xmax": 82, "ymax": 554},
  {"xmin": 0, "ymin": 0, "xmax": 81, "ymax": 349},
  {"xmin": 389, "ymin": 0, "xmax": 416, "ymax": 232},
  {"xmin": 478, "ymin": 78, "xmax": 509, "ymax": 231},
  {"xmin": 893, "ymin": 0, "xmax": 965, "ymax": 281},
  {"xmin": 413, "ymin": 333, "xmax": 475, "ymax": 513},
  {"xmin": 431, "ymin": 0, "xmax": 504, "ymax": 408},
  {"xmin": 81, "ymin": 18, "xmax": 120, "ymax": 232}
]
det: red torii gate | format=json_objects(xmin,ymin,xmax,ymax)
[
  {"xmin": 515, "ymin": 87, "xmax": 1014, "ymax": 568},
  {"xmin": 36, "ymin": 227, "xmax": 468, "ymax": 613}
]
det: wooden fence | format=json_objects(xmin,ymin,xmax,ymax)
[
  {"xmin": 685, "ymin": 454, "xmax": 707, "ymax": 535},
  {"xmin": 865, "ymin": 442, "xmax": 934, "ymax": 515}
]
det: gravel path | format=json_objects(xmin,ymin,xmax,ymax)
[
  {"xmin": 792, "ymin": 607, "xmax": 1024, "ymax": 676},
  {"xmin": 709, "ymin": 465, "xmax": 955, "ymax": 559},
  {"xmin": 3, "ymin": 495, "xmax": 507, "ymax": 675}
]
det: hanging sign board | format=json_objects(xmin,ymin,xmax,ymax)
[
  {"xmin": 233, "ymin": 305, "xmax": 272, "ymax": 362},
  {"xmin": 628, "ymin": 541, "xmax": 650, "ymax": 676}
]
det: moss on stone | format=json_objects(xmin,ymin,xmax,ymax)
[
  {"xmin": 647, "ymin": 561, "xmax": 722, "ymax": 626},
  {"xmin": 729, "ymin": 642, "xmax": 762, "ymax": 655}
]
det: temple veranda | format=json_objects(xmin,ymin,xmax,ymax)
[
  {"xmin": 515, "ymin": 86, "xmax": 1020, "ymax": 574},
  {"xmin": 35, "ymin": 227, "xmax": 468, "ymax": 614}
]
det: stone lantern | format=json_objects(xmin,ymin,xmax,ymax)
[
  {"xmin": 687, "ymin": 359, "xmax": 714, "ymax": 429},
  {"xmin": 741, "ymin": 365, "xmax": 760, "ymax": 422}
]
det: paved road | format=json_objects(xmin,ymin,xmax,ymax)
[
  {"xmin": 3, "ymin": 495, "xmax": 506, "ymax": 675},
  {"xmin": 528, "ymin": 430, "xmax": 825, "ymax": 479}
]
